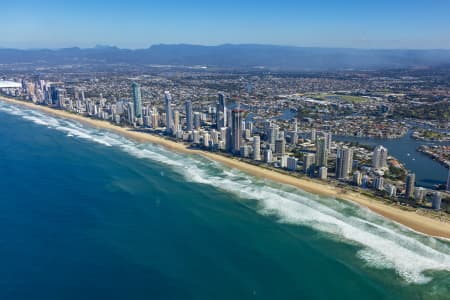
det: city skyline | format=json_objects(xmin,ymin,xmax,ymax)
[
  {"xmin": 1, "ymin": 1, "xmax": 450, "ymax": 298},
  {"xmin": 1, "ymin": 0, "xmax": 450, "ymax": 49}
]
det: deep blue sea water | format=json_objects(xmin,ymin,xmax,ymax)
[{"xmin": 0, "ymin": 100, "xmax": 450, "ymax": 300}]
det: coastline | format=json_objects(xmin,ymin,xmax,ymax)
[{"xmin": 1, "ymin": 96, "xmax": 449, "ymax": 239}]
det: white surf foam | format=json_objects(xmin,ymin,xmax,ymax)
[{"xmin": 1, "ymin": 100, "xmax": 450, "ymax": 284}]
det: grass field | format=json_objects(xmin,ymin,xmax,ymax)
[{"xmin": 309, "ymin": 93, "xmax": 370, "ymax": 103}]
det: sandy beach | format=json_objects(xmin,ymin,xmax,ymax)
[{"xmin": 1, "ymin": 96, "xmax": 449, "ymax": 239}]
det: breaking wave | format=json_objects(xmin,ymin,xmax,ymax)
[{"xmin": 1, "ymin": 101, "xmax": 450, "ymax": 284}]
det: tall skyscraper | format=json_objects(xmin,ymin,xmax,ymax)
[
  {"xmin": 226, "ymin": 109, "xmax": 232, "ymax": 129},
  {"xmin": 231, "ymin": 109, "xmax": 243, "ymax": 154},
  {"xmin": 127, "ymin": 103, "xmax": 134, "ymax": 124},
  {"xmin": 405, "ymin": 173, "xmax": 416, "ymax": 199},
  {"xmin": 303, "ymin": 153, "xmax": 315, "ymax": 177},
  {"xmin": 56, "ymin": 89, "xmax": 65, "ymax": 108},
  {"xmin": 173, "ymin": 110, "xmax": 180, "ymax": 134},
  {"xmin": 315, "ymin": 138, "xmax": 328, "ymax": 167},
  {"xmin": 185, "ymin": 100, "xmax": 193, "ymax": 131},
  {"xmin": 372, "ymin": 145, "xmax": 388, "ymax": 169},
  {"xmin": 264, "ymin": 149, "xmax": 273, "ymax": 163},
  {"xmin": 131, "ymin": 82, "xmax": 142, "ymax": 120},
  {"xmin": 224, "ymin": 127, "xmax": 232, "ymax": 153},
  {"xmin": 50, "ymin": 85, "xmax": 58, "ymax": 105},
  {"xmin": 151, "ymin": 107, "xmax": 159, "ymax": 129},
  {"xmin": 336, "ymin": 147, "xmax": 353, "ymax": 179},
  {"xmin": 268, "ymin": 125, "xmax": 278, "ymax": 150},
  {"xmin": 210, "ymin": 129, "xmax": 219, "ymax": 145},
  {"xmin": 275, "ymin": 139, "xmax": 286, "ymax": 156},
  {"xmin": 164, "ymin": 91, "xmax": 173, "ymax": 133},
  {"xmin": 311, "ymin": 129, "xmax": 317, "ymax": 141},
  {"xmin": 323, "ymin": 132, "xmax": 332, "ymax": 153},
  {"xmin": 216, "ymin": 92, "xmax": 227, "ymax": 128},
  {"xmin": 193, "ymin": 112, "xmax": 201, "ymax": 130},
  {"xmin": 253, "ymin": 136, "xmax": 261, "ymax": 161}
]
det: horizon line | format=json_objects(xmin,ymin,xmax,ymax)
[{"xmin": 1, "ymin": 43, "xmax": 450, "ymax": 52}]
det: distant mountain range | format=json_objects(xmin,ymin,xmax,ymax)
[{"xmin": 1, "ymin": 44, "xmax": 450, "ymax": 70}]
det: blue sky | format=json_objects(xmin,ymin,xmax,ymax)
[{"xmin": 1, "ymin": 0, "xmax": 450, "ymax": 49}]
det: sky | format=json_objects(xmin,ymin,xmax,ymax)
[{"xmin": 1, "ymin": 0, "xmax": 450, "ymax": 49}]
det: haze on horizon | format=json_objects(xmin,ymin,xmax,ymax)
[{"xmin": 1, "ymin": 0, "xmax": 450, "ymax": 50}]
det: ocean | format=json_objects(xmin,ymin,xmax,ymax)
[{"xmin": 0, "ymin": 100, "xmax": 449, "ymax": 300}]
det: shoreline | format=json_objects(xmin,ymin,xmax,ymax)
[{"xmin": 1, "ymin": 96, "xmax": 450, "ymax": 239}]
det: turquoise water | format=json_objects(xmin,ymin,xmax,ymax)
[{"xmin": 0, "ymin": 100, "xmax": 449, "ymax": 299}]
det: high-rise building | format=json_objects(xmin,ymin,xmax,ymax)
[
  {"xmin": 192, "ymin": 130, "xmax": 200, "ymax": 144},
  {"xmin": 185, "ymin": 100, "xmax": 193, "ymax": 131},
  {"xmin": 226, "ymin": 109, "xmax": 232, "ymax": 129},
  {"xmin": 244, "ymin": 129, "xmax": 251, "ymax": 140},
  {"xmin": 127, "ymin": 103, "xmax": 134, "ymax": 124},
  {"xmin": 224, "ymin": 127, "xmax": 233, "ymax": 153},
  {"xmin": 216, "ymin": 92, "xmax": 227, "ymax": 128},
  {"xmin": 311, "ymin": 129, "xmax": 317, "ymax": 141},
  {"xmin": 336, "ymin": 147, "xmax": 353, "ymax": 179},
  {"xmin": 132, "ymin": 82, "xmax": 142, "ymax": 120},
  {"xmin": 173, "ymin": 110, "xmax": 180, "ymax": 134},
  {"xmin": 432, "ymin": 192, "xmax": 442, "ymax": 210},
  {"xmin": 219, "ymin": 127, "xmax": 229, "ymax": 150},
  {"xmin": 446, "ymin": 169, "xmax": 450, "ymax": 191},
  {"xmin": 245, "ymin": 120, "xmax": 253, "ymax": 133},
  {"xmin": 362, "ymin": 175, "xmax": 369, "ymax": 187},
  {"xmin": 303, "ymin": 153, "xmax": 315, "ymax": 177},
  {"xmin": 253, "ymin": 136, "xmax": 261, "ymax": 161},
  {"xmin": 264, "ymin": 149, "xmax": 273, "ymax": 163},
  {"xmin": 405, "ymin": 173, "xmax": 415, "ymax": 199},
  {"xmin": 231, "ymin": 109, "xmax": 243, "ymax": 154},
  {"xmin": 287, "ymin": 157, "xmax": 298, "ymax": 171},
  {"xmin": 151, "ymin": 108, "xmax": 159, "ymax": 129},
  {"xmin": 315, "ymin": 138, "xmax": 328, "ymax": 167},
  {"xmin": 57, "ymin": 89, "xmax": 65, "ymax": 108},
  {"xmin": 203, "ymin": 132, "xmax": 210, "ymax": 148},
  {"xmin": 268, "ymin": 125, "xmax": 278, "ymax": 149},
  {"xmin": 323, "ymin": 132, "xmax": 332, "ymax": 153},
  {"xmin": 50, "ymin": 85, "xmax": 58, "ymax": 105},
  {"xmin": 372, "ymin": 145, "xmax": 388, "ymax": 169},
  {"xmin": 387, "ymin": 184, "xmax": 397, "ymax": 197},
  {"xmin": 164, "ymin": 91, "xmax": 173, "ymax": 133},
  {"xmin": 319, "ymin": 166, "xmax": 328, "ymax": 180},
  {"xmin": 210, "ymin": 130, "xmax": 219, "ymax": 145},
  {"xmin": 280, "ymin": 155, "xmax": 288, "ymax": 168},
  {"xmin": 275, "ymin": 139, "xmax": 286, "ymax": 156},
  {"xmin": 193, "ymin": 112, "xmax": 201, "ymax": 130},
  {"xmin": 240, "ymin": 145, "xmax": 251, "ymax": 158},
  {"xmin": 353, "ymin": 171, "xmax": 362, "ymax": 186},
  {"xmin": 414, "ymin": 187, "xmax": 426, "ymax": 202},
  {"xmin": 373, "ymin": 176, "xmax": 384, "ymax": 191},
  {"xmin": 291, "ymin": 132, "xmax": 298, "ymax": 145}
]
